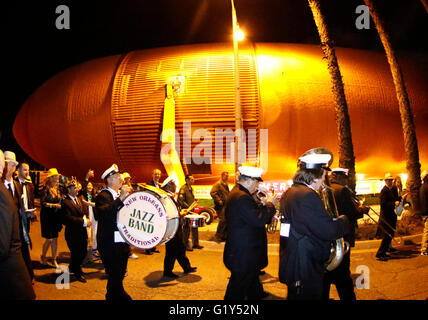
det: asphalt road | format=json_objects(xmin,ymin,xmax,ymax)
[{"xmin": 26, "ymin": 213, "xmax": 427, "ymax": 301}]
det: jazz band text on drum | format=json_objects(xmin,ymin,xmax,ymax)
[{"xmin": 128, "ymin": 209, "xmax": 155, "ymax": 233}]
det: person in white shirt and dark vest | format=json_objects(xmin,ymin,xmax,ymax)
[
  {"xmin": 95, "ymin": 164, "xmax": 132, "ymax": 300},
  {"xmin": 0, "ymin": 150, "xmax": 35, "ymax": 300},
  {"xmin": 2, "ymin": 151, "xmax": 34, "ymax": 281},
  {"xmin": 62, "ymin": 179, "xmax": 91, "ymax": 282}
]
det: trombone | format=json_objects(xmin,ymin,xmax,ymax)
[{"xmin": 352, "ymin": 194, "xmax": 402, "ymax": 245}]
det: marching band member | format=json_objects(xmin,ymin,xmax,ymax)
[
  {"xmin": 278, "ymin": 151, "xmax": 351, "ymax": 300},
  {"xmin": 178, "ymin": 175, "xmax": 203, "ymax": 250},
  {"xmin": 95, "ymin": 164, "xmax": 132, "ymax": 300},
  {"xmin": 223, "ymin": 166, "xmax": 276, "ymax": 300},
  {"xmin": 375, "ymin": 173, "xmax": 401, "ymax": 260},
  {"xmin": 161, "ymin": 176, "xmax": 197, "ymax": 278},
  {"xmin": 322, "ymin": 168, "xmax": 367, "ymax": 300}
]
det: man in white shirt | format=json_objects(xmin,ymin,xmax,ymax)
[
  {"xmin": 95, "ymin": 164, "xmax": 131, "ymax": 300},
  {"xmin": 62, "ymin": 180, "xmax": 91, "ymax": 283}
]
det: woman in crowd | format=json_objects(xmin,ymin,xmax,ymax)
[{"xmin": 40, "ymin": 168, "xmax": 63, "ymax": 267}]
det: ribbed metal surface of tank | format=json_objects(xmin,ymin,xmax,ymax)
[{"xmin": 13, "ymin": 43, "xmax": 428, "ymax": 183}]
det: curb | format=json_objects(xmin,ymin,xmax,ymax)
[{"xmin": 199, "ymin": 233, "xmax": 423, "ymax": 254}]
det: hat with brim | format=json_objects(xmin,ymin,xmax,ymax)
[
  {"xmin": 332, "ymin": 168, "xmax": 349, "ymax": 175},
  {"xmin": 66, "ymin": 180, "xmax": 77, "ymax": 189},
  {"xmin": 4, "ymin": 151, "xmax": 19, "ymax": 166},
  {"xmin": 46, "ymin": 168, "xmax": 60, "ymax": 178},
  {"xmin": 238, "ymin": 166, "xmax": 264, "ymax": 181},
  {"xmin": 101, "ymin": 164, "xmax": 120, "ymax": 180},
  {"xmin": 298, "ymin": 154, "xmax": 332, "ymax": 171},
  {"xmin": 384, "ymin": 173, "xmax": 394, "ymax": 180}
]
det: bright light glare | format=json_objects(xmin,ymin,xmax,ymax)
[{"xmin": 234, "ymin": 29, "xmax": 245, "ymax": 41}]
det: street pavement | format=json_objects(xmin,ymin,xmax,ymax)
[{"xmin": 27, "ymin": 215, "xmax": 427, "ymax": 301}]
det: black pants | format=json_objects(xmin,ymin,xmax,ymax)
[
  {"xmin": 376, "ymin": 219, "xmax": 396, "ymax": 257},
  {"xmin": 215, "ymin": 207, "xmax": 227, "ymax": 241},
  {"xmin": 287, "ymin": 278, "xmax": 323, "ymax": 300},
  {"xmin": 65, "ymin": 237, "xmax": 87, "ymax": 276},
  {"xmin": 224, "ymin": 270, "xmax": 264, "ymax": 300},
  {"xmin": 322, "ymin": 250, "xmax": 356, "ymax": 300},
  {"xmin": 164, "ymin": 231, "xmax": 191, "ymax": 273},
  {"xmin": 21, "ymin": 241, "xmax": 34, "ymax": 280},
  {"xmin": 98, "ymin": 243, "xmax": 131, "ymax": 300}
]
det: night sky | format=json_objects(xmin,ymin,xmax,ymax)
[{"xmin": 2, "ymin": 0, "xmax": 427, "ymax": 169}]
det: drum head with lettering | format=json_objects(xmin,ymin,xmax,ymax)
[{"xmin": 117, "ymin": 191, "xmax": 168, "ymax": 249}]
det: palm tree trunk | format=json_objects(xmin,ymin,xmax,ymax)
[
  {"xmin": 363, "ymin": 0, "xmax": 422, "ymax": 214},
  {"xmin": 307, "ymin": 0, "xmax": 356, "ymax": 191},
  {"xmin": 421, "ymin": 0, "xmax": 428, "ymax": 13}
]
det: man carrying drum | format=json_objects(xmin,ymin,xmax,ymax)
[
  {"xmin": 95, "ymin": 164, "xmax": 132, "ymax": 300},
  {"xmin": 161, "ymin": 176, "xmax": 197, "ymax": 278}
]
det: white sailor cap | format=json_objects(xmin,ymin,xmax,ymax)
[
  {"xmin": 101, "ymin": 164, "xmax": 120, "ymax": 180},
  {"xmin": 331, "ymin": 168, "xmax": 349, "ymax": 175},
  {"xmin": 238, "ymin": 166, "xmax": 264, "ymax": 181},
  {"xmin": 298, "ymin": 154, "xmax": 332, "ymax": 170}
]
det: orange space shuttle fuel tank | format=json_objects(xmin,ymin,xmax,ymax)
[{"xmin": 13, "ymin": 43, "xmax": 428, "ymax": 183}]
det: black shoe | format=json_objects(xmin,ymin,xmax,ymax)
[
  {"xmin": 184, "ymin": 267, "xmax": 197, "ymax": 274},
  {"xmin": 75, "ymin": 275, "xmax": 87, "ymax": 283},
  {"xmin": 259, "ymin": 270, "xmax": 266, "ymax": 275},
  {"xmin": 153, "ymin": 249, "xmax": 160, "ymax": 253},
  {"xmin": 163, "ymin": 272, "xmax": 179, "ymax": 279},
  {"xmin": 144, "ymin": 250, "xmax": 153, "ymax": 255},
  {"xmin": 193, "ymin": 245, "xmax": 204, "ymax": 249},
  {"xmin": 388, "ymin": 247, "xmax": 398, "ymax": 253},
  {"xmin": 376, "ymin": 254, "xmax": 390, "ymax": 261}
]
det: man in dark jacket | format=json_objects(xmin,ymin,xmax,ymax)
[
  {"xmin": 62, "ymin": 179, "xmax": 91, "ymax": 282},
  {"xmin": 322, "ymin": 168, "xmax": 367, "ymax": 300},
  {"xmin": 178, "ymin": 175, "xmax": 202, "ymax": 250},
  {"xmin": 0, "ymin": 150, "xmax": 35, "ymax": 300},
  {"xmin": 223, "ymin": 166, "xmax": 276, "ymax": 300},
  {"xmin": 376, "ymin": 173, "xmax": 401, "ymax": 260},
  {"xmin": 95, "ymin": 164, "xmax": 132, "ymax": 300},
  {"xmin": 279, "ymin": 150, "xmax": 351, "ymax": 300},
  {"xmin": 211, "ymin": 171, "xmax": 230, "ymax": 241}
]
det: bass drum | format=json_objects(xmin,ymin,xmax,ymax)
[{"xmin": 117, "ymin": 187, "xmax": 179, "ymax": 249}]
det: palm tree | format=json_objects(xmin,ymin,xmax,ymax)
[
  {"xmin": 421, "ymin": 0, "xmax": 428, "ymax": 13},
  {"xmin": 307, "ymin": 0, "xmax": 357, "ymax": 191},
  {"xmin": 363, "ymin": 0, "xmax": 422, "ymax": 214}
]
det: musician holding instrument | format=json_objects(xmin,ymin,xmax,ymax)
[
  {"xmin": 161, "ymin": 176, "xmax": 197, "ymax": 278},
  {"xmin": 375, "ymin": 173, "xmax": 401, "ymax": 261},
  {"xmin": 322, "ymin": 168, "xmax": 367, "ymax": 301},
  {"xmin": 178, "ymin": 175, "xmax": 203, "ymax": 250},
  {"xmin": 95, "ymin": 164, "xmax": 132, "ymax": 300},
  {"xmin": 223, "ymin": 166, "xmax": 276, "ymax": 300},
  {"xmin": 278, "ymin": 150, "xmax": 351, "ymax": 300}
]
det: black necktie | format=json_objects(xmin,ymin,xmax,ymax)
[{"xmin": 7, "ymin": 183, "xmax": 14, "ymax": 198}]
